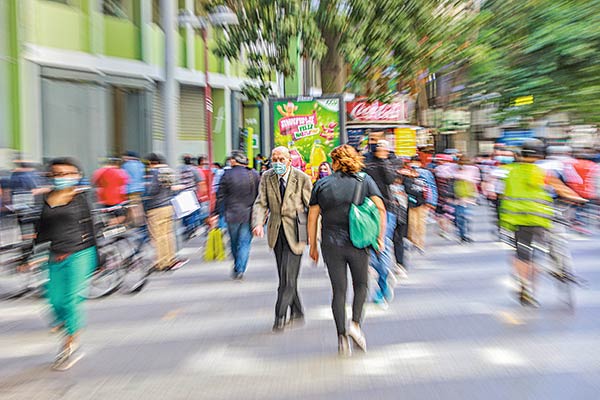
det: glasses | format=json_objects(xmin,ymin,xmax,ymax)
[{"xmin": 51, "ymin": 171, "xmax": 79, "ymax": 177}]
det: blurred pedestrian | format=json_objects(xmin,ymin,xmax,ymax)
[
  {"xmin": 92, "ymin": 157, "xmax": 128, "ymax": 207},
  {"xmin": 214, "ymin": 151, "xmax": 260, "ymax": 279},
  {"xmin": 178, "ymin": 154, "xmax": 204, "ymax": 239},
  {"xmin": 197, "ymin": 155, "xmax": 214, "ymax": 220},
  {"xmin": 317, "ymin": 162, "xmax": 332, "ymax": 181},
  {"xmin": 121, "ymin": 151, "xmax": 146, "ymax": 226},
  {"xmin": 252, "ymin": 146, "xmax": 312, "ymax": 332},
  {"xmin": 144, "ymin": 153, "xmax": 187, "ymax": 271},
  {"xmin": 308, "ymin": 144, "xmax": 386, "ymax": 356},
  {"xmin": 35, "ymin": 157, "xmax": 96, "ymax": 370},
  {"xmin": 364, "ymin": 140, "xmax": 397, "ymax": 307},
  {"xmin": 454, "ymin": 157, "xmax": 479, "ymax": 243}
]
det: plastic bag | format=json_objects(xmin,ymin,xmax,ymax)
[{"xmin": 204, "ymin": 228, "xmax": 225, "ymax": 261}]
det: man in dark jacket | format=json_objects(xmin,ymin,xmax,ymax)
[
  {"xmin": 215, "ymin": 150, "xmax": 260, "ymax": 279},
  {"xmin": 363, "ymin": 140, "xmax": 398, "ymax": 307}
]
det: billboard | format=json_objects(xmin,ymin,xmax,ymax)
[{"xmin": 270, "ymin": 96, "xmax": 344, "ymax": 180}]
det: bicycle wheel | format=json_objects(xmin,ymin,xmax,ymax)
[
  {"xmin": 85, "ymin": 243, "xmax": 126, "ymax": 299},
  {"xmin": 121, "ymin": 242, "xmax": 155, "ymax": 294}
]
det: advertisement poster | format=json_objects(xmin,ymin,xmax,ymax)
[
  {"xmin": 271, "ymin": 96, "xmax": 343, "ymax": 180},
  {"xmin": 394, "ymin": 128, "xmax": 417, "ymax": 157}
]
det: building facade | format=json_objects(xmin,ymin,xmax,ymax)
[{"xmin": 0, "ymin": 0, "xmax": 277, "ymax": 173}]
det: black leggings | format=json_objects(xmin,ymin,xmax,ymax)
[{"xmin": 321, "ymin": 243, "xmax": 369, "ymax": 335}]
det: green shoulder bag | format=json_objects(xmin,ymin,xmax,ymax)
[{"xmin": 349, "ymin": 172, "xmax": 381, "ymax": 250}]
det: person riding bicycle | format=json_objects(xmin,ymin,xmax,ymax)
[{"xmin": 500, "ymin": 139, "xmax": 585, "ymax": 306}]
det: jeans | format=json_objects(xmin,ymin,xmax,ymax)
[
  {"xmin": 182, "ymin": 209, "xmax": 201, "ymax": 236},
  {"xmin": 370, "ymin": 212, "xmax": 396, "ymax": 300},
  {"xmin": 227, "ymin": 222, "xmax": 253, "ymax": 274},
  {"xmin": 455, "ymin": 204, "xmax": 469, "ymax": 240}
]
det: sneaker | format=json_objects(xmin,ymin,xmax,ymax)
[
  {"xmin": 372, "ymin": 293, "xmax": 389, "ymax": 310},
  {"xmin": 383, "ymin": 286, "xmax": 395, "ymax": 303},
  {"xmin": 52, "ymin": 343, "xmax": 84, "ymax": 371},
  {"xmin": 338, "ymin": 335, "xmax": 352, "ymax": 357},
  {"xmin": 393, "ymin": 264, "xmax": 408, "ymax": 280},
  {"xmin": 168, "ymin": 258, "xmax": 189, "ymax": 271},
  {"xmin": 347, "ymin": 322, "xmax": 367, "ymax": 352}
]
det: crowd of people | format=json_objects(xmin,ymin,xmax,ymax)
[{"xmin": 1, "ymin": 132, "xmax": 599, "ymax": 367}]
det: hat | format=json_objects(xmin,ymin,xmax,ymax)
[{"xmin": 231, "ymin": 150, "xmax": 249, "ymax": 165}]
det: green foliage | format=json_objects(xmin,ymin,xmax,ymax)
[
  {"xmin": 208, "ymin": 0, "xmax": 326, "ymax": 101},
  {"xmin": 468, "ymin": 0, "xmax": 600, "ymax": 123}
]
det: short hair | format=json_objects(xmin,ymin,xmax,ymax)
[
  {"xmin": 49, "ymin": 157, "xmax": 82, "ymax": 173},
  {"xmin": 146, "ymin": 153, "xmax": 165, "ymax": 164},
  {"xmin": 182, "ymin": 154, "xmax": 193, "ymax": 165},
  {"xmin": 271, "ymin": 146, "xmax": 291, "ymax": 159},
  {"xmin": 330, "ymin": 144, "xmax": 364, "ymax": 174}
]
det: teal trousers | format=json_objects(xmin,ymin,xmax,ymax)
[{"xmin": 47, "ymin": 246, "xmax": 97, "ymax": 335}]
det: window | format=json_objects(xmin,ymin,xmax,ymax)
[
  {"xmin": 103, "ymin": 0, "xmax": 130, "ymax": 19},
  {"xmin": 152, "ymin": 0, "xmax": 161, "ymax": 27}
]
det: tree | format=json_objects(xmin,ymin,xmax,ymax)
[
  {"xmin": 468, "ymin": 0, "xmax": 600, "ymax": 124},
  {"xmin": 208, "ymin": 0, "xmax": 326, "ymax": 101}
]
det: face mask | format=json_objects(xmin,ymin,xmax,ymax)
[
  {"xmin": 369, "ymin": 143, "xmax": 378, "ymax": 153},
  {"xmin": 495, "ymin": 156, "xmax": 514, "ymax": 164},
  {"xmin": 318, "ymin": 171, "xmax": 330, "ymax": 179},
  {"xmin": 272, "ymin": 162, "xmax": 287, "ymax": 175},
  {"xmin": 53, "ymin": 177, "xmax": 79, "ymax": 190}
]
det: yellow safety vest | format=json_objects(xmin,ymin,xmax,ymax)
[{"xmin": 500, "ymin": 163, "xmax": 553, "ymax": 231}]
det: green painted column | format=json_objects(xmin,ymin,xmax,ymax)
[{"xmin": 8, "ymin": 0, "xmax": 21, "ymax": 151}]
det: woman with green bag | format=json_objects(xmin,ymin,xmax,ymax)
[{"xmin": 308, "ymin": 145, "xmax": 386, "ymax": 356}]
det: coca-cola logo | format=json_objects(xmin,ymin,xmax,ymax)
[{"xmin": 347, "ymin": 101, "xmax": 407, "ymax": 121}]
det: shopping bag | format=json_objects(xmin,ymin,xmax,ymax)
[
  {"xmin": 204, "ymin": 228, "xmax": 226, "ymax": 261},
  {"xmin": 171, "ymin": 190, "xmax": 200, "ymax": 219}
]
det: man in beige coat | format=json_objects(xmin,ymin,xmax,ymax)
[{"xmin": 253, "ymin": 146, "xmax": 313, "ymax": 332}]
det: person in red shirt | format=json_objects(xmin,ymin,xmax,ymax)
[{"xmin": 92, "ymin": 157, "xmax": 129, "ymax": 207}]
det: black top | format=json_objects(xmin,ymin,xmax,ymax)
[
  {"xmin": 363, "ymin": 157, "xmax": 397, "ymax": 211},
  {"xmin": 144, "ymin": 167, "xmax": 176, "ymax": 210},
  {"xmin": 36, "ymin": 192, "xmax": 96, "ymax": 254},
  {"xmin": 310, "ymin": 171, "xmax": 382, "ymax": 246},
  {"xmin": 215, "ymin": 165, "xmax": 260, "ymax": 224}
]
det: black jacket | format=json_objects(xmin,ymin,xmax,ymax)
[
  {"xmin": 216, "ymin": 165, "xmax": 260, "ymax": 224},
  {"xmin": 364, "ymin": 156, "xmax": 397, "ymax": 211}
]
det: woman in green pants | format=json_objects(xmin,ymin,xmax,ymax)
[{"xmin": 36, "ymin": 157, "xmax": 97, "ymax": 370}]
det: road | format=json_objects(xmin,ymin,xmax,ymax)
[{"xmin": 1, "ymin": 205, "xmax": 600, "ymax": 400}]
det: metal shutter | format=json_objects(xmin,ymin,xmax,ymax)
[
  {"xmin": 179, "ymin": 85, "xmax": 206, "ymax": 141},
  {"xmin": 152, "ymin": 84, "xmax": 165, "ymax": 140}
]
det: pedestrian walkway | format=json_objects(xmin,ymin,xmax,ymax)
[{"xmin": 1, "ymin": 205, "xmax": 599, "ymax": 399}]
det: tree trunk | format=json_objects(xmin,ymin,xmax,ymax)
[{"xmin": 320, "ymin": 29, "xmax": 345, "ymax": 94}]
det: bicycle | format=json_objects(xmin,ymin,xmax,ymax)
[
  {"xmin": 500, "ymin": 202, "xmax": 585, "ymax": 309},
  {"xmin": 85, "ymin": 203, "xmax": 155, "ymax": 299}
]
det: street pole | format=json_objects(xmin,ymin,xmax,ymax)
[
  {"xmin": 162, "ymin": 0, "xmax": 177, "ymax": 167},
  {"xmin": 202, "ymin": 28, "xmax": 213, "ymax": 165}
]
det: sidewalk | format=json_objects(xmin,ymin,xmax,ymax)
[{"xmin": 1, "ymin": 205, "xmax": 599, "ymax": 400}]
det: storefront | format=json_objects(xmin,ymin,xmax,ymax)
[{"xmin": 346, "ymin": 98, "xmax": 423, "ymax": 157}]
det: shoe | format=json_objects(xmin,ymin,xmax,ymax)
[
  {"xmin": 49, "ymin": 323, "xmax": 64, "ymax": 334},
  {"xmin": 52, "ymin": 343, "xmax": 84, "ymax": 371},
  {"xmin": 519, "ymin": 288, "xmax": 539, "ymax": 308},
  {"xmin": 338, "ymin": 335, "xmax": 352, "ymax": 357},
  {"xmin": 347, "ymin": 322, "xmax": 367, "ymax": 352},
  {"xmin": 168, "ymin": 258, "xmax": 189, "ymax": 271},
  {"xmin": 383, "ymin": 286, "xmax": 395, "ymax": 303},
  {"xmin": 394, "ymin": 264, "xmax": 408, "ymax": 280},
  {"xmin": 272, "ymin": 317, "xmax": 286, "ymax": 333},
  {"xmin": 373, "ymin": 295, "xmax": 389, "ymax": 310}
]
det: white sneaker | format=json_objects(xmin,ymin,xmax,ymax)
[
  {"xmin": 394, "ymin": 264, "xmax": 408, "ymax": 280},
  {"xmin": 347, "ymin": 322, "xmax": 367, "ymax": 352}
]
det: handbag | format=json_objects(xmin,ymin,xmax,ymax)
[
  {"xmin": 171, "ymin": 190, "xmax": 200, "ymax": 219},
  {"xmin": 349, "ymin": 172, "xmax": 381, "ymax": 250},
  {"xmin": 204, "ymin": 228, "xmax": 225, "ymax": 261}
]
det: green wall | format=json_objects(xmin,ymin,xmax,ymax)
[
  {"xmin": 212, "ymin": 88, "xmax": 227, "ymax": 163},
  {"xmin": 104, "ymin": 16, "xmax": 141, "ymax": 59},
  {"xmin": 33, "ymin": 0, "xmax": 90, "ymax": 52},
  {"xmin": 194, "ymin": 32, "xmax": 225, "ymax": 74}
]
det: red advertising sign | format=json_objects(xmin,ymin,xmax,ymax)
[
  {"xmin": 346, "ymin": 100, "xmax": 408, "ymax": 122},
  {"xmin": 278, "ymin": 111, "xmax": 319, "ymax": 140}
]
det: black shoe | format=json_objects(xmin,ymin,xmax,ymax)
[
  {"xmin": 272, "ymin": 318, "xmax": 286, "ymax": 332},
  {"xmin": 231, "ymin": 270, "xmax": 244, "ymax": 280},
  {"xmin": 519, "ymin": 289, "xmax": 539, "ymax": 307}
]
